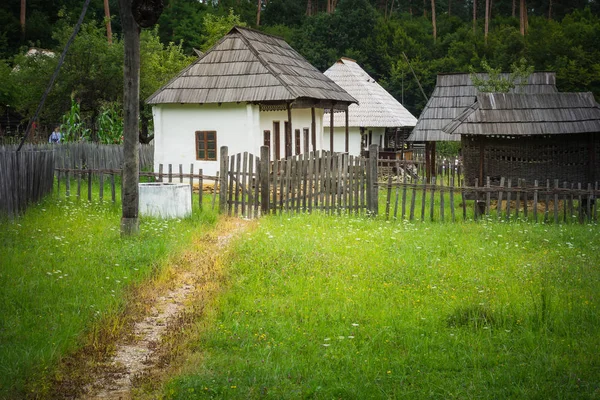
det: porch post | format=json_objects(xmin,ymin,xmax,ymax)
[
  {"xmin": 286, "ymin": 102, "xmax": 292, "ymax": 158},
  {"xmin": 345, "ymin": 107, "xmax": 349, "ymax": 153},
  {"xmin": 311, "ymin": 107, "xmax": 316, "ymax": 152},
  {"xmin": 330, "ymin": 102, "xmax": 335, "ymax": 152}
]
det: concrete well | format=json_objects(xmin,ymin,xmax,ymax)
[{"xmin": 139, "ymin": 183, "xmax": 191, "ymax": 219}]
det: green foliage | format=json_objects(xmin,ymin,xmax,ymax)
[
  {"xmin": 200, "ymin": 9, "xmax": 247, "ymax": 52},
  {"xmin": 96, "ymin": 101, "xmax": 123, "ymax": 144},
  {"xmin": 470, "ymin": 58, "xmax": 535, "ymax": 93},
  {"xmin": 60, "ymin": 96, "xmax": 90, "ymax": 142}
]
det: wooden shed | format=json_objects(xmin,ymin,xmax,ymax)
[
  {"xmin": 322, "ymin": 57, "xmax": 417, "ymax": 156},
  {"xmin": 443, "ymin": 92, "xmax": 600, "ymax": 186},
  {"xmin": 147, "ymin": 26, "xmax": 356, "ymax": 176},
  {"xmin": 407, "ymin": 72, "xmax": 558, "ymax": 181}
]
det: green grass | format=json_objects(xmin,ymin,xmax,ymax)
[
  {"xmin": 164, "ymin": 214, "xmax": 600, "ymax": 399},
  {"xmin": 0, "ymin": 186, "xmax": 217, "ymax": 398}
]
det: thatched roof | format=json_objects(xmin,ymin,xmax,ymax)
[
  {"xmin": 322, "ymin": 57, "xmax": 417, "ymax": 128},
  {"xmin": 147, "ymin": 26, "xmax": 357, "ymax": 108},
  {"xmin": 407, "ymin": 72, "xmax": 558, "ymax": 142},
  {"xmin": 443, "ymin": 92, "xmax": 600, "ymax": 136}
]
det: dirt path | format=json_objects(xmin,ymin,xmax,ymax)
[{"xmin": 76, "ymin": 218, "xmax": 252, "ymax": 399}]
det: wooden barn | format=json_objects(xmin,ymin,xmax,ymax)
[
  {"xmin": 407, "ymin": 72, "xmax": 558, "ymax": 180},
  {"xmin": 322, "ymin": 57, "xmax": 417, "ymax": 156},
  {"xmin": 443, "ymin": 92, "xmax": 600, "ymax": 186},
  {"xmin": 147, "ymin": 26, "xmax": 356, "ymax": 176}
]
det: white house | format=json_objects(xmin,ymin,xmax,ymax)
[
  {"xmin": 147, "ymin": 27, "xmax": 357, "ymax": 177},
  {"xmin": 323, "ymin": 57, "xmax": 417, "ymax": 156}
]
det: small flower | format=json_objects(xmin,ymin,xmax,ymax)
[
  {"xmin": 352, "ymin": 323, "xmax": 359, "ymax": 327},
  {"xmin": 322, "ymin": 343, "xmax": 330, "ymax": 347}
]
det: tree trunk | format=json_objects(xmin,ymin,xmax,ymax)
[
  {"xmin": 431, "ymin": 0, "xmax": 437, "ymax": 42},
  {"xmin": 473, "ymin": 0, "xmax": 477, "ymax": 33},
  {"xmin": 119, "ymin": 0, "xmax": 140, "ymax": 236},
  {"xmin": 548, "ymin": 0, "xmax": 552, "ymax": 20},
  {"xmin": 327, "ymin": 0, "xmax": 331, "ymax": 13},
  {"xmin": 306, "ymin": 0, "xmax": 312, "ymax": 16},
  {"xmin": 256, "ymin": 0, "xmax": 261, "ymax": 25},
  {"xmin": 520, "ymin": 0, "xmax": 527, "ymax": 35},
  {"xmin": 512, "ymin": 0, "xmax": 516, "ymax": 17},
  {"xmin": 423, "ymin": 0, "xmax": 427, "ymax": 17},
  {"xmin": 20, "ymin": 0, "xmax": 26, "ymax": 40},
  {"xmin": 104, "ymin": 0, "xmax": 113, "ymax": 44},
  {"xmin": 484, "ymin": 0, "xmax": 489, "ymax": 43},
  {"xmin": 448, "ymin": 0, "xmax": 451, "ymax": 16}
]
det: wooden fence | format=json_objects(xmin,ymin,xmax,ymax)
[
  {"xmin": 219, "ymin": 145, "xmax": 598, "ymax": 224},
  {"xmin": 379, "ymin": 175, "xmax": 599, "ymax": 224},
  {"xmin": 219, "ymin": 145, "xmax": 379, "ymax": 218},
  {"xmin": 6, "ymin": 142, "xmax": 154, "ymax": 171},
  {"xmin": 53, "ymin": 163, "xmax": 219, "ymax": 211},
  {"xmin": 0, "ymin": 149, "xmax": 55, "ymax": 219}
]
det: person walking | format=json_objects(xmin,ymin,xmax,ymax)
[{"xmin": 49, "ymin": 126, "xmax": 62, "ymax": 143}]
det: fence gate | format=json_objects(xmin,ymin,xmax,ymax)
[{"xmin": 219, "ymin": 145, "xmax": 379, "ymax": 218}]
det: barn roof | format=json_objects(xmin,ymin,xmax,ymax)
[
  {"xmin": 443, "ymin": 92, "xmax": 600, "ymax": 136},
  {"xmin": 146, "ymin": 26, "xmax": 357, "ymax": 108},
  {"xmin": 407, "ymin": 72, "xmax": 558, "ymax": 142},
  {"xmin": 322, "ymin": 57, "xmax": 417, "ymax": 128}
]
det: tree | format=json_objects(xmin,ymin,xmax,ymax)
[
  {"xmin": 431, "ymin": 0, "xmax": 437, "ymax": 41},
  {"xmin": 200, "ymin": 9, "xmax": 246, "ymax": 51},
  {"xmin": 470, "ymin": 58, "xmax": 534, "ymax": 92},
  {"xmin": 139, "ymin": 28, "xmax": 194, "ymax": 143}
]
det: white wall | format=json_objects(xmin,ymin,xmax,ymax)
[
  {"xmin": 153, "ymin": 104, "xmax": 325, "ymax": 177},
  {"xmin": 153, "ymin": 103, "xmax": 251, "ymax": 177},
  {"xmin": 323, "ymin": 126, "xmax": 385, "ymax": 156}
]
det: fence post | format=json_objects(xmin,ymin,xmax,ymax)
[
  {"xmin": 260, "ymin": 146, "xmax": 270, "ymax": 215},
  {"xmin": 219, "ymin": 146, "xmax": 228, "ymax": 214},
  {"xmin": 367, "ymin": 144, "xmax": 379, "ymax": 216}
]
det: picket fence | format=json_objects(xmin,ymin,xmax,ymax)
[
  {"xmin": 220, "ymin": 145, "xmax": 598, "ymax": 224},
  {"xmin": 218, "ymin": 146, "xmax": 378, "ymax": 218}
]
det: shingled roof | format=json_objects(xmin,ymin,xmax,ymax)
[
  {"xmin": 322, "ymin": 57, "xmax": 417, "ymax": 128},
  {"xmin": 147, "ymin": 26, "xmax": 357, "ymax": 107},
  {"xmin": 407, "ymin": 72, "xmax": 558, "ymax": 142},
  {"xmin": 443, "ymin": 92, "xmax": 600, "ymax": 136}
]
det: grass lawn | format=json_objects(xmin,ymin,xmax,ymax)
[
  {"xmin": 164, "ymin": 214, "xmax": 600, "ymax": 399},
  {"xmin": 0, "ymin": 187, "xmax": 216, "ymax": 398}
]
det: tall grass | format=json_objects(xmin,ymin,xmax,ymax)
[
  {"xmin": 0, "ymin": 188, "xmax": 217, "ymax": 398},
  {"xmin": 164, "ymin": 214, "xmax": 600, "ymax": 399}
]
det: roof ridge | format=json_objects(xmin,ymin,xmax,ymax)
[
  {"xmin": 233, "ymin": 27, "xmax": 295, "ymax": 100},
  {"xmin": 145, "ymin": 34, "xmax": 233, "ymax": 104}
]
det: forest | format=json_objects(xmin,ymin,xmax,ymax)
[{"xmin": 1, "ymin": 0, "xmax": 600, "ymax": 141}]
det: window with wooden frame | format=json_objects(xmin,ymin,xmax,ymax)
[
  {"xmin": 195, "ymin": 131, "xmax": 217, "ymax": 160},
  {"xmin": 295, "ymin": 129, "xmax": 301, "ymax": 155},
  {"xmin": 303, "ymin": 128, "xmax": 309, "ymax": 153}
]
